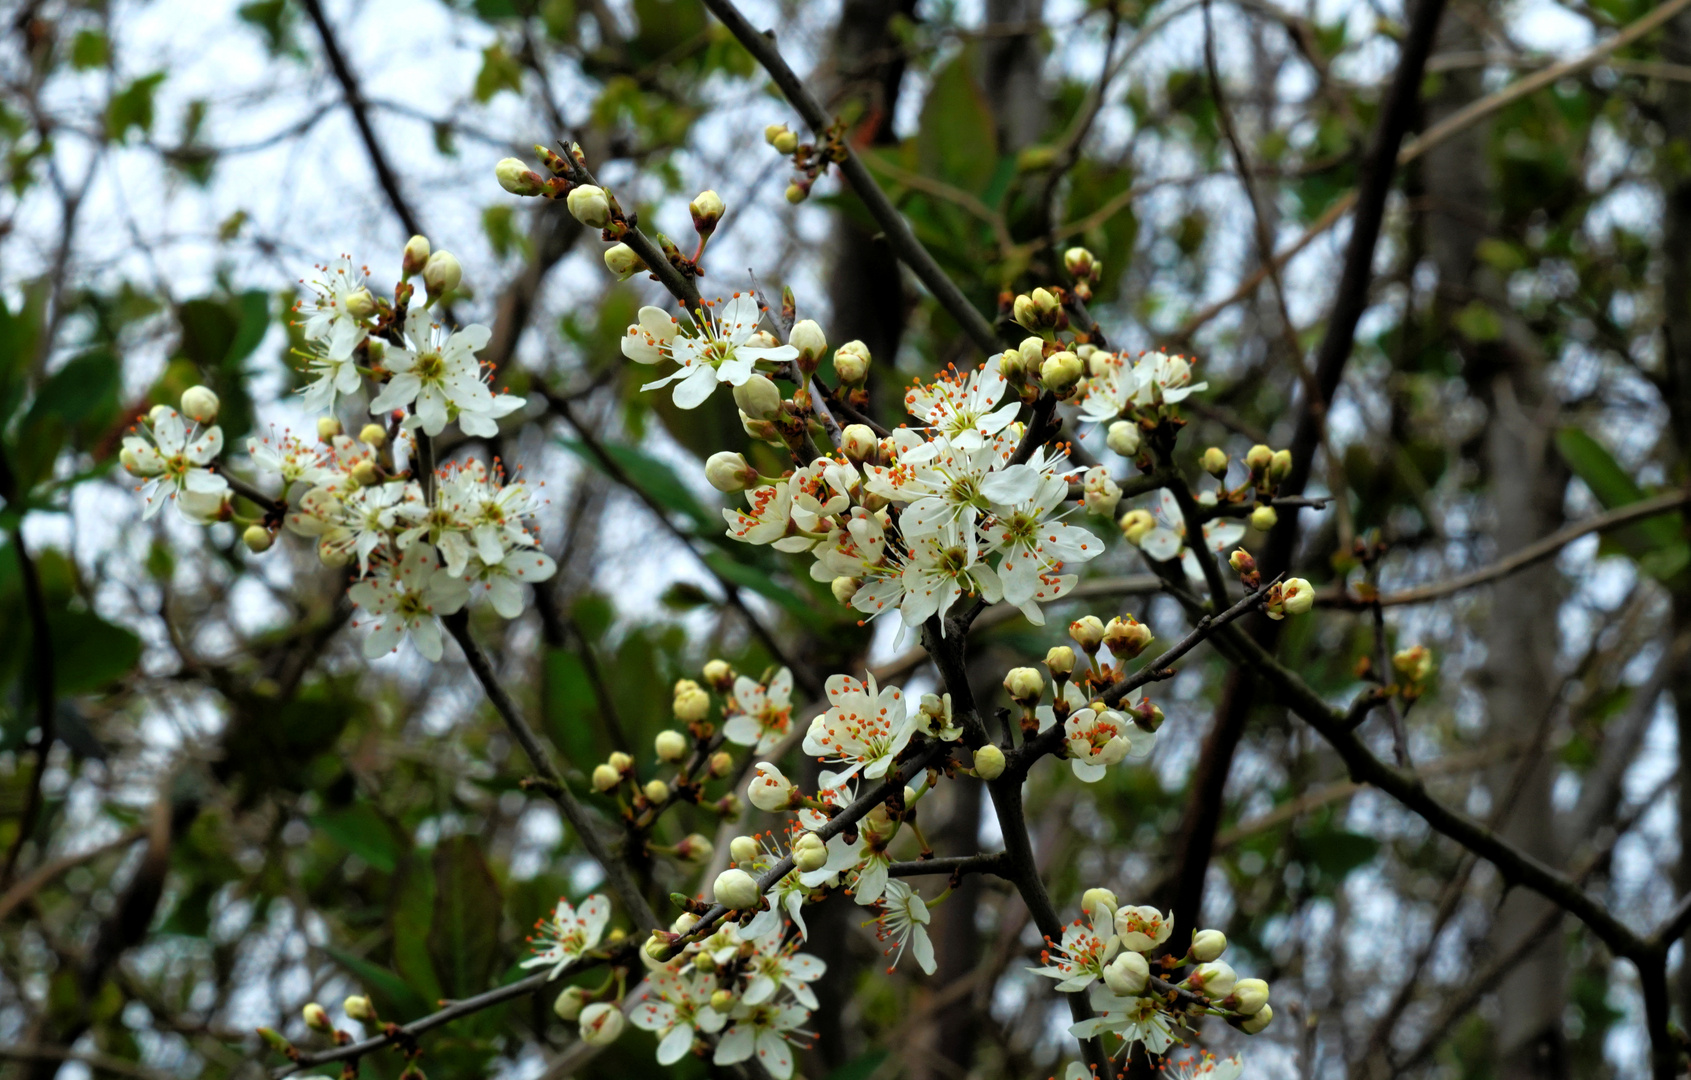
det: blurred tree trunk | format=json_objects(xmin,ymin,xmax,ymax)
[
  {"xmin": 1420, "ymin": 10, "xmax": 1568, "ymax": 1077},
  {"xmin": 1658, "ymin": 5, "xmax": 1691, "ymax": 1031}
]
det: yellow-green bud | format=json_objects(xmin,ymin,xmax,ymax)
[
  {"xmin": 358, "ymin": 423, "xmax": 387, "ymax": 448},
  {"xmin": 1103, "ymin": 616, "xmax": 1153, "ymax": 659},
  {"xmin": 566, "ymin": 184, "xmax": 612, "ymax": 229},
  {"xmin": 1269, "ymin": 448, "xmax": 1293, "ymax": 482},
  {"xmin": 1250, "ymin": 505, "xmax": 1278, "ymax": 531},
  {"xmin": 1044, "ymin": 645, "xmax": 1076, "ymax": 677},
  {"xmin": 1239, "ymin": 1003, "xmax": 1273, "ymax": 1034},
  {"xmin": 834, "ymin": 340, "xmax": 871, "ymax": 384},
  {"xmin": 1228, "ymin": 978, "xmax": 1269, "ymax": 1015},
  {"xmin": 344, "ymin": 995, "xmax": 376, "ymax": 1022},
  {"xmin": 1082, "ymin": 887, "xmax": 1118, "ymax": 921},
  {"xmin": 831, "ymin": 577, "xmax": 860, "ymax": 605},
  {"xmin": 1040, "ymin": 351, "xmax": 1084, "ymax": 394},
  {"xmin": 303, "ymin": 1003, "xmax": 332, "ymax": 1032},
  {"xmin": 604, "ymin": 243, "xmax": 645, "ymax": 280},
  {"xmin": 973, "ymin": 743, "xmax": 1006, "ymax": 780},
  {"xmin": 732, "ymin": 374, "xmax": 783, "ymax": 420},
  {"xmin": 242, "ymin": 525, "xmax": 273, "ymax": 553},
  {"xmin": 1068, "ymin": 615, "xmax": 1105, "ymax": 653},
  {"xmin": 496, "ymin": 157, "xmax": 545, "ymax": 196},
  {"xmin": 729, "ymin": 835, "xmax": 760, "ymax": 864},
  {"xmin": 1189, "ymin": 929, "xmax": 1227, "ymax": 962},
  {"xmin": 673, "ymin": 684, "xmax": 711, "ymax": 722},
  {"xmin": 709, "ymin": 750, "xmax": 733, "ymax": 777},
  {"xmin": 317, "ymin": 416, "xmax": 342, "ymax": 441},
  {"xmin": 422, "ymin": 250, "xmax": 461, "ymax": 300},
  {"xmin": 607, "ymin": 751, "xmax": 633, "ymax": 773},
  {"xmin": 349, "ymin": 460, "xmax": 380, "ymax": 487},
  {"xmin": 710, "ymin": 988, "xmax": 736, "ymax": 1014},
  {"xmin": 1200, "ymin": 446, "xmax": 1228, "ymax": 477},
  {"xmin": 1104, "ymin": 951, "xmax": 1150, "ymax": 995},
  {"xmin": 792, "ymin": 832, "xmax": 828, "ymax": 873},
  {"xmin": 181, "ymin": 385, "xmax": 220, "ymax": 423},
  {"xmin": 785, "ymin": 182, "xmax": 807, "ymax": 204},
  {"xmin": 1003, "ymin": 666, "xmax": 1043, "ymax": 704},
  {"xmin": 1393, "ymin": 645, "xmax": 1434, "ymax": 684},
  {"xmin": 402, "ymin": 234, "xmax": 431, "ymax": 277},
  {"xmin": 705, "ymin": 451, "xmax": 759, "ymax": 494},
  {"xmin": 553, "ymin": 986, "xmax": 590, "ymax": 1021},
  {"xmin": 344, "ymin": 287, "xmax": 375, "ymax": 318},
  {"xmin": 1118, "ymin": 508, "xmax": 1155, "ymax": 544},
  {"xmin": 654, "ymin": 729, "xmax": 688, "ymax": 762},
  {"xmin": 591, "ymin": 763, "xmax": 620, "ymax": 792},
  {"xmin": 643, "ymin": 779, "xmax": 670, "ymax": 805},
  {"xmin": 1107, "ymin": 420, "xmax": 1141, "ymax": 457},
  {"xmin": 790, "ymin": 319, "xmax": 826, "ymax": 364},
  {"xmin": 1245, "ymin": 444, "xmax": 1273, "ymax": 474},
  {"xmin": 579, "ymin": 1002, "xmax": 624, "ymax": 1045},
  {"xmin": 689, "ymin": 189, "xmax": 725, "ymax": 234},
  {"xmin": 840, "ymin": 424, "xmax": 877, "ymax": 463},
  {"xmin": 713, "ymin": 867, "xmax": 760, "ymax": 909},
  {"xmin": 1064, "ymin": 246, "xmax": 1098, "ymax": 280},
  {"xmin": 701, "ymin": 660, "xmax": 733, "ymax": 688}
]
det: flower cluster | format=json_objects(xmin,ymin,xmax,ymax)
[
  {"xmin": 118, "ymin": 238, "xmax": 554, "ymax": 663},
  {"xmin": 1043, "ymin": 890, "xmax": 1273, "ymax": 1064}
]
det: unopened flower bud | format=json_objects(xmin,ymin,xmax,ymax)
[
  {"xmin": 710, "ymin": 988, "xmax": 736, "ymax": 1014},
  {"xmin": 579, "ymin": 1002, "xmax": 624, "ymax": 1045},
  {"xmin": 1184, "ymin": 960, "xmax": 1237, "ymax": 999},
  {"xmin": 1129, "ymin": 699, "xmax": 1164, "ymax": 733},
  {"xmin": 973, "ymin": 743, "xmax": 1006, "ymax": 780},
  {"xmin": 834, "ymin": 340, "xmax": 871, "ymax": 384},
  {"xmin": 356, "ymin": 423, "xmax": 385, "ymax": 448},
  {"xmin": 243, "ymin": 525, "xmax": 273, "ymax": 553},
  {"xmin": 673, "ymin": 683, "xmax": 711, "ymax": 722},
  {"xmin": 709, "ymin": 750, "xmax": 733, "ymax": 777},
  {"xmin": 840, "ymin": 424, "xmax": 877, "ymax": 463},
  {"xmin": 1229, "ymin": 549, "xmax": 1256, "ymax": 576},
  {"xmin": 1281, "ymin": 578, "xmax": 1314, "ymax": 616},
  {"xmin": 1012, "ymin": 293, "xmax": 1039, "ymax": 331},
  {"xmin": 765, "ymin": 124, "xmax": 798, "ymax": 154},
  {"xmin": 566, "ymin": 184, "xmax": 612, "ymax": 228},
  {"xmin": 402, "ymin": 235, "xmax": 431, "ymax": 277},
  {"xmin": 344, "ymin": 995, "xmax": 376, "ymax": 1022},
  {"xmin": 349, "ymin": 460, "xmax": 380, "ymax": 487},
  {"xmin": 1118, "ymin": 508, "xmax": 1155, "ymax": 544},
  {"xmin": 785, "ymin": 182, "xmax": 808, "ymax": 204},
  {"xmin": 731, "ymin": 374, "xmax": 783, "ymax": 421},
  {"xmin": 591, "ymin": 764, "xmax": 620, "ymax": 792},
  {"xmin": 1103, "ymin": 616, "xmax": 1153, "ymax": 659},
  {"xmin": 317, "ymin": 416, "xmax": 342, "ymax": 441},
  {"xmin": 303, "ymin": 1003, "xmax": 332, "ymax": 1032},
  {"xmin": 609, "ymin": 750, "xmax": 634, "ymax": 772},
  {"xmin": 643, "ymin": 931, "xmax": 670, "ymax": 961},
  {"xmin": 748, "ymin": 764, "xmax": 796, "ymax": 812},
  {"xmin": 677, "ymin": 833, "xmax": 712, "ymax": 862},
  {"xmin": 1393, "ymin": 645, "xmax": 1434, "ymax": 684},
  {"xmin": 1031, "ymin": 287, "xmax": 1060, "ymax": 322},
  {"xmin": 604, "ymin": 243, "xmax": 645, "ymax": 280},
  {"xmin": 689, "ymin": 189, "xmax": 725, "ymax": 234},
  {"xmin": 831, "ymin": 576, "xmax": 860, "ymax": 605},
  {"xmin": 317, "ymin": 533, "xmax": 351, "ymax": 567},
  {"xmin": 1189, "ymin": 929, "xmax": 1227, "ymax": 962},
  {"xmin": 1239, "ymin": 1003, "xmax": 1273, "ymax": 1034},
  {"xmin": 1082, "ymin": 887, "xmax": 1118, "ymax": 921},
  {"xmin": 705, "ymin": 451, "xmax": 759, "ymax": 493},
  {"xmin": 714, "ymin": 868, "xmax": 760, "ymax": 909},
  {"xmin": 793, "ymin": 832, "xmax": 828, "ymax": 873},
  {"xmin": 700, "ymin": 661, "xmax": 733, "ymax": 691},
  {"xmin": 1228, "ymin": 978, "xmax": 1269, "ymax": 1015},
  {"xmin": 1244, "ymin": 504, "xmax": 1277, "ymax": 532},
  {"xmin": 1269, "ymin": 448, "xmax": 1293, "ymax": 482},
  {"xmin": 654, "ymin": 729, "xmax": 688, "ymax": 762},
  {"xmin": 789, "ymin": 319, "xmax": 826, "ymax": 365},
  {"xmin": 344, "ymin": 287, "xmax": 375, "ymax": 318},
  {"xmin": 1245, "ymin": 444, "xmax": 1273, "ymax": 474},
  {"xmin": 643, "ymin": 779, "xmax": 670, "ymax": 804},
  {"xmin": 1044, "ymin": 645, "xmax": 1076, "ymax": 677},
  {"xmin": 729, "ymin": 835, "xmax": 760, "ymax": 864},
  {"xmin": 1082, "ymin": 466, "xmax": 1121, "ymax": 518},
  {"xmin": 1040, "ymin": 351, "xmax": 1083, "ymax": 394},
  {"xmin": 1069, "ymin": 615, "xmax": 1105, "ymax": 653},
  {"xmin": 422, "ymin": 250, "xmax": 461, "ymax": 300},
  {"xmin": 1107, "ymin": 420, "xmax": 1141, "ymax": 457},
  {"xmin": 496, "ymin": 157, "xmax": 545, "ymax": 196},
  {"xmin": 1200, "ymin": 446, "xmax": 1228, "ymax": 477},
  {"xmin": 1064, "ymin": 246, "xmax": 1098, "ymax": 280},
  {"xmin": 1104, "ymin": 951, "xmax": 1150, "ymax": 995},
  {"xmin": 180, "ymin": 385, "xmax": 220, "ymax": 423},
  {"xmin": 1003, "ymin": 666, "xmax": 1044, "ymax": 704}
]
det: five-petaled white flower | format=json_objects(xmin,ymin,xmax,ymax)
[
  {"xmin": 803, "ymin": 674, "xmax": 916, "ymax": 782},
  {"xmin": 1130, "ymin": 351, "xmax": 1207, "ymax": 407},
  {"xmin": 742, "ymin": 927, "xmax": 827, "ymax": 1009},
  {"xmin": 520, "ymin": 893, "xmax": 611, "ymax": 980},
  {"xmin": 1114, "ymin": 904, "xmax": 1173, "ymax": 953},
  {"xmin": 725, "ymin": 668, "xmax": 796, "ymax": 754},
  {"xmin": 295, "ymin": 256, "xmax": 369, "ymax": 342},
  {"xmin": 629, "ymin": 966, "xmax": 726, "ymax": 1065},
  {"xmin": 1165, "ymin": 1053, "xmax": 1245, "ymax": 1080},
  {"xmin": 1029, "ymin": 904, "xmax": 1120, "ymax": 992},
  {"xmin": 370, "ymin": 309, "xmax": 522, "ymax": 437},
  {"xmin": 902, "ymin": 356, "xmax": 1019, "ymax": 450},
  {"xmin": 122, "ymin": 410, "xmax": 228, "ymax": 520},
  {"xmin": 1069, "ymin": 985, "xmax": 1178, "ymax": 1055},
  {"xmin": 713, "ymin": 1000, "xmax": 811, "ymax": 1080},
  {"xmin": 347, "ymin": 543, "xmax": 471, "ymax": 661},
  {"xmin": 1062, "ymin": 703, "xmax": 1154, "ymax": 783},
  {"xmin": 633, "ymin": 295, "xmax": 798, "ymax": 410}
]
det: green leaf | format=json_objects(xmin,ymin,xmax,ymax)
[
  {"xmin": 325, "ymin": 947, "xmax": 433, "ymax": 1021},
  {"xmin": 390, "ymin": 855, "xmax": 444, "ymax": 1005},
  {"xmin": 701, "ymin": 551, "xmax": 830, "ymax": 629},
  {"xmin": 826, "ymin": 1050, "xmax": 890, "ymax": 1080},
  {"xmin": 1555, "ymin": 427, "xmax": 1688, "ymax": 579},
  {"xmin": 70, "ymin": 30, "xmax": 109, "ymax": 70},
  {"xmin": 1300, "ymin": 825, "xmax": 1379, "ymax": 880},
  {"xmin": 47, "ymin": 609, "xmax": 142, "ymax": 695},
  {"xmin": 106, "ymin": 72, "xmax": 167, "ymax": 143},
  {"xmin": 555, "ymin": 438, "xmax": 713, "ymax": 532},
  {"xmin": 312, "ymin": 803, "xmax": 403, "ymax": 873},
  {"xmin": 1452, "ymin": 300, "xmax": 1502, "ymax": 342},
  {"xmin": 918, "ymin": 48, "xmax": 998, "ymax": 193},
  {"xmin": 473, "ymin": 44, "xmax": 524, "ymax": 102},
  {"xmin": 543, "ymin": 648, "xmax": 601, "ymax": 766},
  {"xmin": 428, "ymin": 837, "xmax": 503, "ymax": 999}
]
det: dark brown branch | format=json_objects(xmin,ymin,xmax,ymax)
[
  {"xmin": 442, "ymin": 612, "xmax": 660, "ymax": 932},
  {"xmin": 0, "ymin": 517, "xmax": 57, "ymax": 886},
  {"xmin": 299, "ymin": 0, "xmax": 427, "ymax": 239},
  {"xmin": 697, "ymin": 0, "xmax": 1004, "ymax": 354},
  {"xmin": 887, "ymin": 852, "xmax": 1008, "ymax": 879}
]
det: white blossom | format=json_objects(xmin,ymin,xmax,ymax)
[
  {"xmin": 637, "ymin": 294, "xmax": 798, "ymax": 410},
  {"xmin": 520, "ymin": 894, "xmax": 611, "ymax": 980}
]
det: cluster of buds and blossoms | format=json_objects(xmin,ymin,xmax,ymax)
[
  {"xmin": 764, "ymin": 121, "xmax": 848, "ymax": 204},
  {"xmin": 118, "ymin": 241, "xmax": 551, "ymax": 663},
  {"xmin": 1040, "ymin": 890, "xmax": 1272, "ymax": 1065}
]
